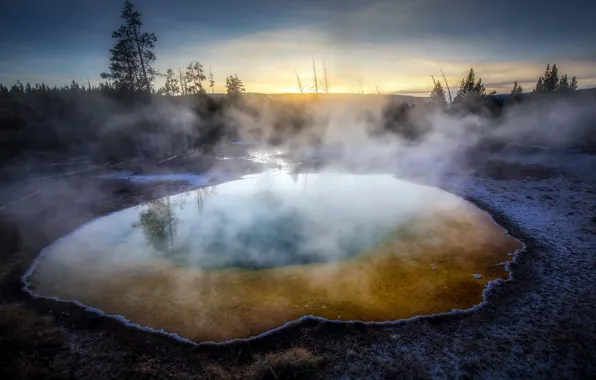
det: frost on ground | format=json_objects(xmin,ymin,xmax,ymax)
[{"xmin": 332, "ymin": 150, "xmax": 596, "ymax": 380}]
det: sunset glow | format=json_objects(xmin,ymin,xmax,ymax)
[{"xmin": 1, "ymin": 0, "xmax": 595, "ymax": 94}]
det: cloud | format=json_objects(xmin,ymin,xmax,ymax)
[
  {"xmin": 156, "ymin": 25, "xmax": 596, "ymax": 95},
  {"xmin": 4, "ymin": 0, "xmax": 595, "ymax": 94}
]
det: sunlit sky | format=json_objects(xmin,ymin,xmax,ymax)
[{"xmin": 1, "ymin": 0, "xmax": 595, "ymax": 95}]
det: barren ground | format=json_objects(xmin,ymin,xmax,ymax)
[{"xmin": 1, "ymin": 148, "xmax": 595, "ymax": 379}]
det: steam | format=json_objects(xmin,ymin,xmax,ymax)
[
  {"xmin": 488, "ymin": 93, "xmax": 596, "ymax": 148},
  {"xmin": 33, "ymin": 173, "xmax": 458, "ymax": 274},
  {"xmin": 9, "ymin": 88, "xmax": 592, "ymax": 341},
  {"xmin": 5, "ymin": 90, "xmax": 595, "ymax": 263},
  {"xmin": 4, "ymin": 90, "xmax": 594, "ymax": 253}
]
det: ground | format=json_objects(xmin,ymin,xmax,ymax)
[{"xmin": 1, "ymin": 147, "xmax": 595, "ymax": 379}]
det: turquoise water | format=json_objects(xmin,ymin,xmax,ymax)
[{"xmin": 40, "ymin": 172, "xmax": 453, "ymax": 271}]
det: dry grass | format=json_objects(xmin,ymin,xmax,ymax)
[
  {"xmin": 0, "ymin": 301, "xmax": 327, "ymax": 380},
  {"xmin": 0, "ymin": 303, "xmax": 73, "ymax": 380},
  {"xmin": 205, "ymin": 347, "xmax": 324, "ymax": 380}
]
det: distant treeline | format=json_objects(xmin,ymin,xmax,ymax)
[
  {"xmin": 429, "ymin": 64, "xmax": 580, "ymax": 108},
  {"xmin": 0, "ymin": 83, "xmax": 239, "ymax": 166},
  {"xmin": 0, "ymin": 80, "xmax": 109, "ymax": 95},
  {"xmin": 0, "ymin": 66, "xmax": 594, "ymax": 167}
]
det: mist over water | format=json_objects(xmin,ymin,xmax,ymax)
[
  {"xmin": 27, "ymin": 170, "xmax": 522, "ymax": 342},
  {"xmin": 33, "ymin": 172, "xmax": 448, "ymax": 271}
]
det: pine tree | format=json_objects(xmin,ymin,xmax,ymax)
[
  {"xmin": 10, "ymin": 81, "xmax": 24, "ymax": 93},
  {"xmin": 534, "ymin": 64, "xmax": 577, "ymax": 93},
  {"xmin": 534, "ymin": 77, "xmax": 543, "ymax": 93},
  {"xmin": 158, "ymin": 69, "xmax": 180, "ymax": 96},
  {"xmin": 457, "ymin": 68, "xmax": 476, "ymax": 97},
  {"xmin": 225, "ymin": 74, "xmax": 245, "ymax": 97},
  {"xmin": 511, "ymin": 81, "xmax": 524, "ymax": 101},
  {"xmin": 184, "ymin": 61, "xmax": 206, "ymax": 94},
  {"xmin": 101, "ymin": 0, "xmax": 158, "ymax": 93},
  {"xmin": 101, "ymin": 25, "xmax": 140, "ymax": 92},
  {"xmin": 473, "ymin": 77, "xmax": 487, "ymax": 95},
  {"xmin": 208, "ymin": 66, "xmax": 215, "ymax": 94},
  {"xmin": 558, "ymin": 74, "xmax": 569, "ymax": 91},
  {"xmin": 454, "ymin": 68, "xmax": 487, "ymax": 103},
  {"xmin": 557, "ymin": 74, "xmax": 578, "ymax": 93},
  {"xmin": 544, "ymin": 64, "xmax": 559, "ymax": 92},
  {"xmin": 430, "ymin": 78, "xmax": 446, "ymax": 106},
  {"xmin": 125, "ymin": 0, "xmax": 158, "ymax": 92},
  {"xmin": 70, "ymin": 80, "xmax": 81, "ymax": 92},
  {"xmin": 534, "ymin": 65, "xmax": 550, "ymax": 93}
]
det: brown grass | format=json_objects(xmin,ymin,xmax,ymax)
[
  {"xmin": 0, "ymin": 304, "xmax": 72, "ymax": 380},
  {"xmin": 205, "ymin": 347, "xmax": 324, "ymax": 380},
  {"xmin": 0, "ymin": 301, "xmax": 327, "ymax": 380}
]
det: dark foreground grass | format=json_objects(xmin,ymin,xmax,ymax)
[
  {"xmin": 204, "ymin": 347, "xmax": 324, "ymax": 380},
  {"xmin": 0, "ymin": 302, "xmax": 328, "ymax": 380},
  {"xmin": 0, "ymin": 304, "xmax": 71, "ymax": 380}
]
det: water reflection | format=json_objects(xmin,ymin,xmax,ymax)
[
  {"xmin": 133, "ymin": 186, "xmax": 216, "ymax": 263},
  {"xmin": 195, "ymin": 186, "xmax": 215, "ymax": 213},
  {"xmin": 119, "ymin": 172, "xmax": 438, "ymax": 270},
  {"xmin": 138, "ymin": 198, "xmax": 178, "ymax": 255}
]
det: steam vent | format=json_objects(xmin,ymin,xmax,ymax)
[{"xmin": 26, "ymin": 172, "xmax": 522, "ymax": 342}]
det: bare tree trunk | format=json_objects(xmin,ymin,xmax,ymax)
[
  {"xmin": 179, "ymin": 69, "xmax": 186, "ymax": 95},
  {"xmin": 132, "ymin": 26, "xmax": 150, "ymax": 92},
  {"xmin": 312, "ymin": 56, "xmax": 318, "ymax": 94},
  {"xmin": 440, "ymin": 68, "xmax": 452, "ymax": 104},
  {"xmin": 125, "ymin": 56, "xmax": 136, "ymax": 92},
  {"xmin": 323, "ymin": 60, "xmax": 329, "ymax": 94},
  {"xmin": 295, "ymin": 69, "xmax": 304, "ymax": 94},
  {"xmin": 166, "ymin": 196, "xmax": 173, "ymax": 255}
]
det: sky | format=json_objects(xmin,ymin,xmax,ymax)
[{"xmin": 1, "ymin": 0, "xmax": 595, "ymax": 95}]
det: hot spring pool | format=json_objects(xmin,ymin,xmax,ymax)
[{"xmin": 26, "ymin": 172, "xmax": 521, "ymax": 342}]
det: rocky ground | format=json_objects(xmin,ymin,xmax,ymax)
[{"xmin": 0, "ymin": 147, "xmax": 595, "ymax": 379}]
